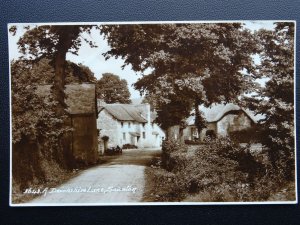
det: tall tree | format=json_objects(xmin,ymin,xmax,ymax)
[
  {"xmin": 101, "ymin": 23, "xmax": 260, "ymax": 133},
  {"xmin": 246, "ymin": 22, "xmax": 295, "ymax": 179},
  {"xmin": 12, "ymin": 25, "xmax": 99, "ymax": 114},
  {"xmin": 96, "ymin": 73, "xmax": 131, "ymax": 104}
]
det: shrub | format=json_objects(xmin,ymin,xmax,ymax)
[
  {"xmin": 155, "ymin": 137, "xmax": 288, "ymax": 202},
  {"xmin": 101, "ymin": 136, "xmax": 109, "ymax": 142},
  {"xmin": 122, "ymin": 144, "xmax": 138, "ymax": 149},
  {"xmin": 229, "ymin": 127, "xmax": 262, "ymax": 143},
  {"xmin": 161, "ymin": 140, "xmax": 188, "ymax": 171},
  {"xmin": 184, "ymin": 140, "xmax": 202, "ymax": 145}
]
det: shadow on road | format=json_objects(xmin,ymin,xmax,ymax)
[{"xmin": 100, "ymin": 149, "xmax": 162, "ymax": 166}]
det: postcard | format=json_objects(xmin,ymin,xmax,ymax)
[{"xmin": 9, "ymin": 21, "xmax": 297, "ymax": 206}]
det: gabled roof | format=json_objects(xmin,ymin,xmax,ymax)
[
  {"xmin": 103, "ymin": 104, "xmax": 148, "ymax": 123},
  {"xmin": 36, "ymin": 83, "xmax": 96, "ymax": 114},
  {"xmin": 186, "ymin": 103, "xmax": 264, "ymax": 125}
]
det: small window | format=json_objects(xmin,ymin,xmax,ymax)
[
  {"xmin": 128, "ymin": 122, "xmax": 131, "ymax": 128},
  {"xmin": 143, "ymin": 132, "xmax": 146, "ymax": 139},
  {"xmin": 123, "ymin": 132, "xmax": 126, "ymax": 140},
  {"xmin": 142, "ymin": 123, "xmax": 146, "ymax": 127},
  {"xmin": 121, "ymin": 122, "xmax": 124, "ymax": 127}
]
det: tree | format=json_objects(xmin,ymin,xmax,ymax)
[
  {"xmin": 11, "ymin": 58, "xmax": 96, "ymax": 148},
  {"xmin": 10, "ymin": 26, "xmax": 105, "ymax": 189},
  {"xmin": 12, "ymin": 25, "xmax": 99, "ymax": 114},
  {"xmin": 96, "ymin": 73, "xmax": 131, "ymax": 104},
  {"xmin": 155, "ymin": 98, "xmax": 192, "ymax": 139},
  {"xmin": 246, "ymin": 22, "xmax": 295, "ymax": 180},
  {"xmin": 10, "ymin": 25, "xmax": 100, "ymax": 172},
  {"xmin": 101, "ymin": 23, "xmax": 260, "ymax": 133}
]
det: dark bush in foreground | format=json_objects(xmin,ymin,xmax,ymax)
[
  {"xmin": 229, "ymin": 127, "xmax": 262, "ymax": 143},
  {"xmin": 184, "ymin": 140, "xmax": 202, "ymax": 145},
  {"xmin": 151, "ymin": 137, "xmax": 295, "ymax": 202},
  {"xmin": 161, "ymin": 140, "xmax": 188, "ymax": 172}
]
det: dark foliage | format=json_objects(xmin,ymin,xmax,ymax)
[
  {"xmin": 96, "ymin": 73, "xmax": 131, "ymax": 104},
  {"xmin": 122, "ymin": 144, "xmax": 138, "ymax": 149},
  {"xmin": 151, "ymin": 138, "xmax": 295, "ymax": 202},
  {"xmin": 11, "ymin": 58, "xmax": 96, "ymax": 199},
  {"xmin": 245, "ymin": 22, "xmax": 295, "ymax": 180}
]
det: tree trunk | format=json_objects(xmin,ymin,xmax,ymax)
[
  {"xmin": 53, "ymin": 50, "xmax": 67, "ymax": 115},
  {"xmin": 51, "ymin": 26, "xmax": 81, "ymax": 166},
  {"xmin": 194, "ymin": 99, "xmax": 206, "ymax": 135},
  {"xmin": 52, "ymin": 26, "xmax": 81, "ymax": 115}
]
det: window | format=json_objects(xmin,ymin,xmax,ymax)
[
  {"xmin": 143, "ymin": 132, "xmax": 146, "ymax": 139},
  {"xmin": 191, "ymin": 127, "xmax": 198, "ymax": 137},
  {"xmin": 121, "ymin": 122, "xmax": 124, "ymax": 128},
  {"xmin": 123, "ymin": 132, "xmax": 126, "ymax": 140},
  {"xmin": 206, "ymin": 130, "xmax": 216, "ymax": 139},
  {"xmin": 128, "ymin": 122, "xmax": 131, "ymax": 128}
]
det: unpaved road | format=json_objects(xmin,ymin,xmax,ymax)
[{"xmin": 27, "ymin": 149, "xmax": 161, "ymax": 205}]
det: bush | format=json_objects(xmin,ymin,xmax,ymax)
[
  {"xmin": 184, "ymin": 140, "xmax": 202, "ymax": 145},
  {"xmin": 229, "ymin": 127, "xmax": 262, "ymax": 143},
  {"xmin": 153, "ymin": 137, "xmax": 289, "ymax": 202},
  {"xmin": 122, "ymin": 144, "xmax": 138, "ymax": 149},
  {"xmin": 161, "ymin": 140, "xmax": 188, "ymax": 171},
  {"xmin": 101, "ymin": 136, "xmax": 109, "ymax": 142}
]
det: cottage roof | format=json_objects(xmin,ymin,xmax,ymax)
[
  {"xmin": 103, "ymin": 104, "xmax": 148, "ymax": 123},
  {"xmin": 36, "ymin": 83, "xmax": 96, "ymax": 114},
  {"xmin": 186, "ymin": 103, "xmax": 264, "ymax": 125}
]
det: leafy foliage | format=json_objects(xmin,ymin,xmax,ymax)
[
  {"xmin": 15, "ymin": 25, "xmax": 99, "ymax": 62},
  {"xmin": 12, "ymin": 25, "xmax": 101, "ymax": 117},
  {"xmin": 12, "ymin": 58, "xmax": 96, "ymax": 144},
  {"xmin": 245, "ymin": 22, "xmax": 295, "ymax": 180},
  {"xmin": 96, "ymin": 73, "xmax": 131, "ymax": 103},
  {"xmin": 11, "ymin": 58, "xmax": 97, "ymax": 196},
  {"xmin": 150, "ymin": 138, "xmax": 294, "ymax": 202},
  {"xmin": 11, "ymin": 60, "xmax": 64, "ymax": 146},
  {"xmin": 10, "ymin": 24, "xmax": 100, "ymax": 197},
  {"xmin": 155, "ymin": 98, "xmax": 192, "ymax": 131},
  {"xmin": 101, "ymin": 23, "xmax": 260, "ymax": 131}
]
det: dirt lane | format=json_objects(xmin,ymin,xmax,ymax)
[{"xmin": 26, "ymin": 149, "xmax": 161, "ymax": 205}]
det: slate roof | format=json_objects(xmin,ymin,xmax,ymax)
[
  {"xmin": 186, "ymin": 103, "xmax": 264, "ymax": 125},
  {"xmin": 36, "ymin": 83, "xmax": 96, "ymax": 114},
  {"xmin": 103, "ymin": 104, "xmax": 148, "ymax": 123}
]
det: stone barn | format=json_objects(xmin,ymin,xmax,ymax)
[
  {"xmin": 36, "ymin": 83, "xmax": 99, "ymax": 165},
  {"xmin": 64, "ymin": 84, "xmax": 99, "ymax": 164}
]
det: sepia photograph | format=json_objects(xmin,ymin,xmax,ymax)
[{"xmin": 9, "ymin": 21, "xmax": 296, "ymax": 206}]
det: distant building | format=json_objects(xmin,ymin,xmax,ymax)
[
  {"xmin": 169, "ymin": 103, "xmax": 263, "ymax": 142},
  {"xmin": 97, "ymin": 101, "xmax": 165, "ymax": 151},
  {"xmin": 185, "ymin": 103, "xmax": 263, "ymax": 141}
]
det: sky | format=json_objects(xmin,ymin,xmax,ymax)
[{"xmin": 8, "ymin": 21, "xmax": 276, "ymax": 99}]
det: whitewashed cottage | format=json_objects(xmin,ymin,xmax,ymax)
[{"xmin": 97, "ymin": 101, "xmax": 165, "ymax": 152}]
